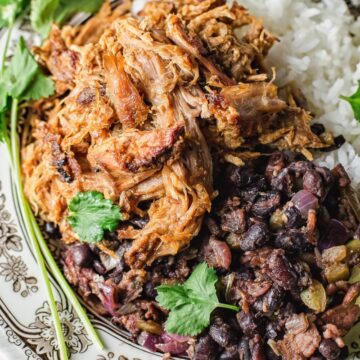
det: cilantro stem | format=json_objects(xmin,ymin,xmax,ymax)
[
  {"xmin": 30, "ymin": 211, "xmax": 105, "ymax": 350},
  {"xmin": 0, "ymin": 113, "xmax": 11, "ymax": 158},
  {"xmin": 1, "ymin": 25, "xmax": 13, "ymax": 73},
  {"xmin": 10, "ymin": 98, "xmax": 68, "ymax": 360},
  {"xmin": 217, "ymin": 303, "xmax": 240, "ymax": 312}
]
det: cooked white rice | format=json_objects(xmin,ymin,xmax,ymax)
[{"xmin": 236, "ymin": 0, "xmax": 360, "ymax": 186}]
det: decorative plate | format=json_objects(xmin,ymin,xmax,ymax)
[{"xmin": 0, "ymin": 2, "xmax": 360, "ymax": 360}]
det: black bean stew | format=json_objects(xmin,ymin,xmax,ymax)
[{"xmin": 57, "ymin": 152, "xmax": 360, "ymax": 359}]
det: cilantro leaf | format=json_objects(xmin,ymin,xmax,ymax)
[
  {"xmin": 165, "ymin": 302, "xmax": 216, "ymax": 336},
  {"xmin": 30, "ymin": 0, "xmax": 59, "ymax": 36},
  {"xmin": 30, "ymin": 0, "xmax": 103, "ymax": 37},
  {"xmin": 184, "ymin": 261, "xmax": 219, "ymax": 304},
  {"xmin": 155, "ymin": 284, "xmax": 191, "ymax": 309},
  {"xmin": 67, "ymin": 191, "xmax": 122, "ymax": 243},
  {"xmin": 20, "ymin": 71, "xmax": 55, "ymax": 101},
  {"xmin": 0, "ymin": 37, "xmax": 55, "ymax": 106},
  {"xmin": 341, "ymin": 81, "xmax": 360, "ymax": 122},
  {"xmin": 54, "ymin": 0, "xmax": 103, "ymax": 24},
  {"xmin": 156, "ymin": 263, "xmax": 239, "ymax": 336},
  {"xmin": 2, "ymin": 37, "xmax": 39, "ymax": 98}
]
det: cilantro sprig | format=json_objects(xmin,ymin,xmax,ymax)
[
  {"xmin": 30, "ymin": 0, "xmax": 103, "ymax": 36},
  {"xmin": 156, "ymin": 263, "xmax": 240, "ymax": 336},
  {"xmin": 0, "ymin": 36, "xmax": 104, "ymax": 359},
  {"xmin": 67, "ymin": 191, "xmax": 122, "ymax": 243},
  {"xmin": 1, "ymin": 37, "xmax": 54, "ymax": 105},
  {"xmin": 341, "ymin": 80, "xmax": 360, "ymax": 122},
  {"xmin": 0, "ymin": 0, "xmax": 104, "ymax": 39}
]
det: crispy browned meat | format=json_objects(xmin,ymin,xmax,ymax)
[
  {"xmin": 165, "ymin": 14, "xmax": 235, "ymax": 86},
  {"xmin": 38, "ymin": 26, "xmax": 80, "ymax": 91},
  {"xmin": 87, "ymin": 125, "xmax": 184, "ymax": 174},
  {"xmin": 277, "ymin": 315, "xmax": 321, "ymax": 360},
  {"xmin": 103, "ymin": 51, "xmax": 148, "ymax": 128}
]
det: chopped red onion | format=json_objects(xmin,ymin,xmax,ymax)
[
  {"xmin": 137, "ymin": 331, "xmax": 160, "ymax": 352},
  {"xmin": 155, "ymin": 332, "xmax": 191, "ymax": 355},
  {"xmin": 161, "ymin": 332, "xmax": 192, "ymax": 343},
  {"xmin": 318, "ymin": 219, "xmax": 349, "ymax": 251},
  {"xmin": 156, "ymin": 340, "xmax": 189, "ymax": 355},
  {"xmin": 292, "ymin": 190, "xmax": 319, "ymax": 217},
  {"xmin": 98, "ymin": 283, "xmax": 118, "ymax": 315}
]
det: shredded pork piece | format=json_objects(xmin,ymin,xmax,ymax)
[
  {"xmin": 103, "ymin": 51, "xmax": 148, "ymax": 128},
  {"xmin": 87, "ymin": 125, "xmax": 185, "ymax": 174}
]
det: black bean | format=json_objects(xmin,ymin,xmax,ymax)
[
  {"xmin": 311, "ymin": 123, "xmax": 325, "ymax": 136},
  {"xmin": 227, "ymin": 167, "xmax": 266, "ymax": 190},
  {"xmin": 221, "ymin": 209, "xmax": 247, "ymax": 234},
  {"xmin": 271, "ymin": 168, "xmax": 293, "ymax": 196},
  {"xmin": 293, "ymin": 261, "xmax": 312, "ymax": 288},
  {"xmin": 238, "ymin": 338, "xmax": 251, "ymax": 360},
  {"xmin": 206, "ymin": 217, "xmax": 223, "ymax": 237},
  {"xmin": 318, "ymin": 339, "xmax": 341, "ymax": 360},
  {"xmin": 303, "ymin": 170, "xmax": 324, "ymax": 197},
  {"xmin": 266, "ymin": 285, "xmax": 284, "ymax": 311},
  {"xmin": 265, "ymin": 152, "xmax": 287, "ymax": 180},
  {"xmin": 44, "ymin": 222, "xmax": 61, "ymax": 238},
  {"xmin": 93, "ymin": 259, "xmax": 107, "ymax": 274},
  {"xmin": 236, "ymin": 311, "xmax": 258, "ymax": 337},
  {"xmin": 143, "ymin": 282, "xmax": 157, "ymax": 298},
  {"xmin": 71, "ymin": 244, "xmax": 93, "ymax": 267},
  {"xmin": 219, "ymin": 346, "xmax": 239, "ymax": 360},
  {"xmin": 240, "ymin": 187, "xmax": 260, "ymax": 204},
  {"xmin": 193, "ymin": 334, "xmax": 218, "ymax": 360},
  {"xmin": 267, "ymin": 250, "xmax": 297, "ymax": 290},
  {"xmin": 265, "ymin": 322, "xmax": 278, "ymax": 339},
  {"xmin": 129, "ymin": 215, "xmax": 149, "ymax": 229},
  {"xmin": 288, "ymin": 161, "xmax": 314, "ymax": 177},
  {"xmin": 249, "ymin": 334, "xmax": 265, "ymax": 360},
  {"xmin": 252, "ymin": 191, "xmax": 281, "ymax": 217},
  {"xmin": 209, "ymin": 317, "xmax": 237, "ymax": 347},
  {"xmin": 274, "ymin": 229, "xmax": 309, "ymax": 252},
  {"xmin": 283, "ymin": 206, "xmax": 304, "ymax": 229},
  {"xmin": 240, "ymin": 223, "xmax": 269, "ymax": 251}
]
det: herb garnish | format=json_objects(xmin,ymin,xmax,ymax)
[
  {"xmin": 1, "ymin": 37, "xmax": 54, "ymax": 103},
  {"xmin": 67, "ymin": 191, "xmax": 122, "ymax": 243},
  {"xmin": 341, "ymin": 80, "xmax": 360, "ymax": 122},
  {"xmin": 0, "ymin": 35, "xmax": 104, "ymax": 359},
  {"xmin": 156, "ymin": 263, "xmax": 240, "ymax": 336},
  {"xmin": 31, "ymin": 0, "xmax": 103, "ymax": 36}
]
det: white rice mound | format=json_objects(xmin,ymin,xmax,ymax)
[{"xmin": 235, "ymin": 0, "xmax": 360, "ymax": 186}]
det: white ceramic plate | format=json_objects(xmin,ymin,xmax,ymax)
[{"xmin": 0, "ymin": 3, "xmax": 360, "ymax": 360}]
